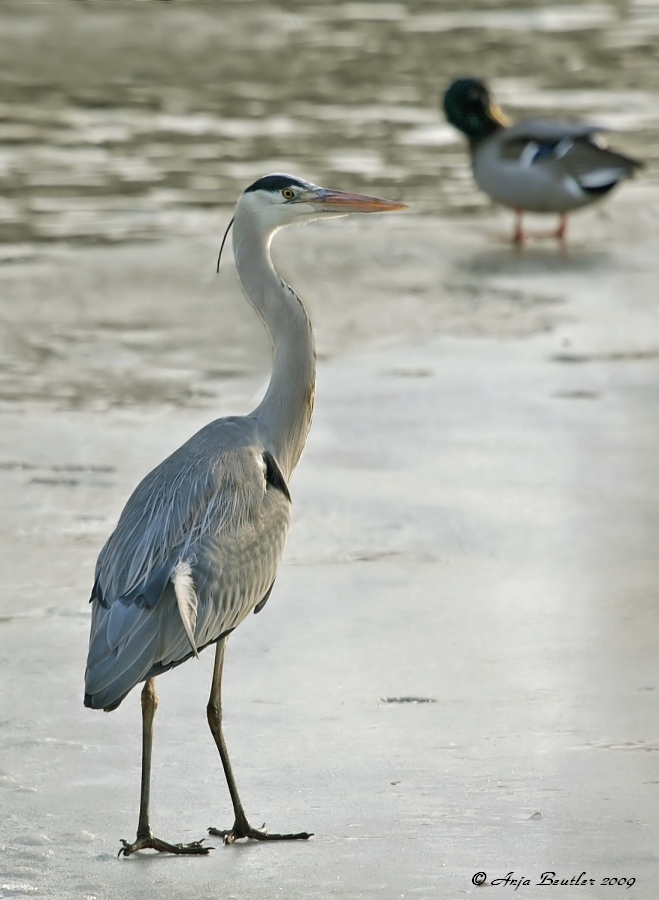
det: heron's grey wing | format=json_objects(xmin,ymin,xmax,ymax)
[
  {"xmin": 85, "ymin": 418, "xmax": 292, "ymax": 710},
  {"xmin": 148, "ymin": 490, "xmax": 289, "ymax": 679},
  {"xmin": 92, "ymin": 419, "xmax": 259, "ymax": 602}
]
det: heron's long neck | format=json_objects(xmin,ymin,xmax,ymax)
[{"xmin": 233, "ymin": 214, "xmax": 315, "ymax": 480}]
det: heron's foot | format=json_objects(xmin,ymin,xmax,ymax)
[
  {"xmin": 118, "ymin": 834, "xmax": 212, "ymax": 857},
  {"xmin": 208, "ymin": 821, "xmax": 312, "ymax": 845}
]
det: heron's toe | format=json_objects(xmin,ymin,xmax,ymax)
[
  {"xmin": 119, "ymin": 836, "xmax": 212, "ymax": 856},
  {"xmin": 208, "ymin": 823, "xmax": 312, "ymax": 843}
]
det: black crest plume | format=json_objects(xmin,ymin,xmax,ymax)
[{"xmin": 216, "ymin": 216, "xmax": 235, "ymax": 274}]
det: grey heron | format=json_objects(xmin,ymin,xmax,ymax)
[
  {"xmin": 443, "ymin": 78, "xmax": 642, "ymax": 246},
  {"xmin": 84, "ymin": 173, "xmax": 406, "ymax": 857}
]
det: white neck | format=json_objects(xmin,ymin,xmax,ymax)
[{"xmin": 232, "ymin": 207, "xmax": 316, "ymax": 480}]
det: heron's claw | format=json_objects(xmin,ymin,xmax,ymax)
[
  {"xmin": 118, "ymin": 835, "xmax": 212, "ymax": 857},
  {"xmin": 208, "ymin": 822, "xmax": 312, "ymax": 844}
]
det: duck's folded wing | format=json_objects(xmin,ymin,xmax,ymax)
[
  {"xmin": 498, "ymin": 120, "xmax": 642, "ymax": 182},
  {"xmin": 502, "ymin": 119, "xmax": 606, "ymax": 146},
  {"xmin": 497, "ymin": 120, "xmax": 603, "ymax": 162}
]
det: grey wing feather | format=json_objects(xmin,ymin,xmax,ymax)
[
  {"xmin": 558, "ymin": 140, "xmax": 643, "ymax": 184},
  {"xmin": 497, "ymin": 119, "xmax": 642, "ymax": 187},
  {"xmin": 254, "ymin": 579, "xmax": 275, "ymax": 614},
  {"xmin": 501, "ymin": 119, "xmax": 606, "ymax": 145},
  {"xmin": 84, "ymin": 416, "xmax": 291, "ymax": 710}
]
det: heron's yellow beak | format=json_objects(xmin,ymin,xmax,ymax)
[{"xmin": 308, "ymin": 188, "xmax": 407, "ymax": 213}]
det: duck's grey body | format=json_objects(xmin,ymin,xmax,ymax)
[{"xmin": 472, "ymin": 119, "xmax": 639, "ymax": 214}]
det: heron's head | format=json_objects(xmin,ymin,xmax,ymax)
[
  {"xmin": 217, "ymin": 173, "xmax": 406, "ymax": 271},
  {"xmin": 239, "ymin": 173, "xmax": 406, "ymax": 230},
  {"xmin": 443, "ymin": 78, "xmax": 509, "ymax": 141}
]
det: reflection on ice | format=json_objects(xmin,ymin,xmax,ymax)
[
  {"xmin": 403, "ymin": 5, "xmax": 615, "ymax": 33},
  {"xmin": 398, "ymin": 125, "xmax": 458, "ymax": 147},
  {"xmin": 327, "ymin": 148, "xmax": 387, "ymax": 176}
]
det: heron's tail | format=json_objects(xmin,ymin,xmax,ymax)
[
  {"xmin": 84, "ymin": 600, "xmax": 160, "ymax": 711},
  {"xmin": 84, "ymin": 689, "xmax": 129, "ymax": 712}
]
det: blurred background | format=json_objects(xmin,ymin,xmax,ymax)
[
  {"xmin": 1, "ymin": 0, "xmax": 657, "ymax": 413},
  {"xmin": 0, "ymin": 0, "xmax": 655, "ymax": 248}
]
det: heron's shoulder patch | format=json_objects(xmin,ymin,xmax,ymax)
[{"xmin": 262, "ymin": 451, "xmax": 291, "ymax": 502}]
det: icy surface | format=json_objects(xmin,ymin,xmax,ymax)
[{"xmin": 0, "ymin": 196, "xmax": 658, "ymax": 897}]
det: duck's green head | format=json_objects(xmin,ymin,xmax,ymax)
[{"xmin": 443, "ymin": 78, "xmax": 509, "ymax": 143}]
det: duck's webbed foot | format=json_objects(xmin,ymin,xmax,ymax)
[
  {"xmin": 118, "ymin": 832, "xmax": 212, "ymax": 857},
  {"xmin": 208, "ymin": 820, "xmax": 312, "ymax": 844}
]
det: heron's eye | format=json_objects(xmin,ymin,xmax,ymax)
[{"xmin": 282, "ymin": 188, "xmax": 295, "ymax": 200}]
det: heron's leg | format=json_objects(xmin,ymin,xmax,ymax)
[
  {"xmin": 119, "ymin": 678, "xmax": 210, "ymax": 857},
  {"xmin": 206, "ymin": 636, "xmax": 312, "ymax": 844}
]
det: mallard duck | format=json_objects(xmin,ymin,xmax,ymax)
[{"xmin": 443, "ymin": 77, "xmax": 643, "ymax": 245}]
